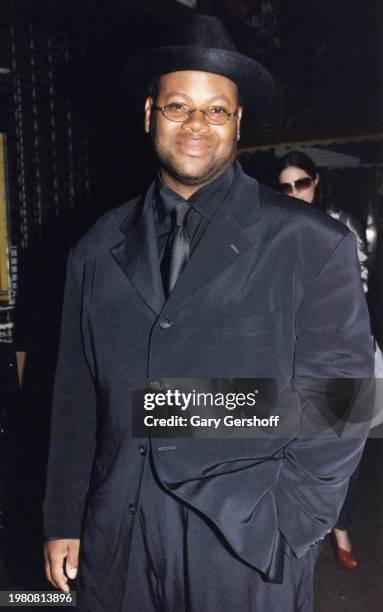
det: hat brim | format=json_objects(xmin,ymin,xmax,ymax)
[{"xmin": 121, "ymin": 46, "xmax": 275, "ymax": 114}]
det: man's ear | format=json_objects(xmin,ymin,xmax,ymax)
[
  {"xmin": 144, "ymin": 97, "xmax": 153, "ymax": 134},
  {"xmin": 236, "ymin": 106, "xmax": 243, "ymax": 141},
  {"xmin": 314, "ymin": 173, "xmax": 320, "ymax": 188}
]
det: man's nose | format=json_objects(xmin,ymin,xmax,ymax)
[{"xmin": 182, "ymin": 110, "xmax": 210, "ymax": 132}]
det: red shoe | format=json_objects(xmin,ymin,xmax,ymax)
[{"xmin": 336, "ymin": 545, "xmax": 358, "ymax": 569}]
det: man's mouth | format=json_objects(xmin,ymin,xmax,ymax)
[{"xmin": 177, "ymin": 137, "xmax": 211, "ymax": 156}]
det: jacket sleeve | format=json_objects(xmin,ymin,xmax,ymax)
[
  {"xmin": 275, "ymin": 231, "xmax": 374, "ymax": 558},
  {"xmin": 43, "ymin": 248, "xmax": 97, "ymax": 539},
  {"xmin": 150, "ymin": 230, "xmax": 375, "ymax": 584}
]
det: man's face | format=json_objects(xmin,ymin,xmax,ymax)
[{"xmin": 145, "ymin": 71, "xmax": 242, "ymax": 189}]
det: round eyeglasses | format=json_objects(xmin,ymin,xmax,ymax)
[{"xmin": 153, "ymin": 102, "xmax": 239, "ymax": 126}]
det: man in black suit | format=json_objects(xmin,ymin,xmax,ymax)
[{"xmin": 43, "ymin": 15, "xmax": 373, "ymax": 612}]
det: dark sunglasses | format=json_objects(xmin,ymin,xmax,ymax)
[{"xmin": 278, "ymin": 177, "xmax": 313, "ymax": 195}]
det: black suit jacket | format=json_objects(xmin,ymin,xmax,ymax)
[{"xmin": 43, "ymin": 164, "xmax": 373, "ymax": 606}]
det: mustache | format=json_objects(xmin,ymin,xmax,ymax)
[{"xmin": 176, "ymin": 135, "xmax": 212, "ymax": 147}]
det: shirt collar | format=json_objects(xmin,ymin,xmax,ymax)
[{"xmin": 156, "ymin": 163, "xmax": 236, "ymax": 223}]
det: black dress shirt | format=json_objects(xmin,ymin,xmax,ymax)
[{"xmin": 154, "ymin": 163, "xmax": 236, "ymax": 263}]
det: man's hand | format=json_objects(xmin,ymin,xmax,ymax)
[{"xmin": 44, "ymin": 539, "xmax": 80, "ymax": 592}]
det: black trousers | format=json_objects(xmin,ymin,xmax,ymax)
[
  {"xmin": 118, "ymin": 455, "xmax": 320, "ymax": 612},
  {"xmin": 334, "ymin": 461, "xmax": 361, "ymax": 531}
]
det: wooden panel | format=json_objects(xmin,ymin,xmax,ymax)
[{"xmin": 0, "ymin": 134, "xmax": 10, "ymax": 303}]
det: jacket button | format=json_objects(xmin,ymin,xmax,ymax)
[
  {"xmin": 138, "ymin": 445, "xmax": 146, "ymax": 456},
  {"xmin": 159, "ymin": 318, "xmax": 172, "ymax": 329},
  {"xmin": 150, "ymin": 380, "xmax": 162, "ymax": 390},
  {"xmin": 128, "ymin": 504, "xmax": 136, "ymax": 515}
]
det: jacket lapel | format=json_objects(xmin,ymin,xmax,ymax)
[
  {"xmin": 110, "ymin": 184, "xmax": 165, "ymax": 315},
  {"xmin": 162, "ymin": 166, "xmax": 265, "ymax": 307},
  {"xmin": 109, "ymin": 166, "xmax": 265, "ymax": 315}
]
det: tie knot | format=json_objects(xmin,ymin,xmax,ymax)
[{"xmin": 174, "ymin": 202, "xmax": 190, "ymax": 228}]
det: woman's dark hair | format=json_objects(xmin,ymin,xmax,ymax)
[
  {"xmin": 274, "ymin": 151, "xmax": 321, "ymax": 207},
  {"xmin": 274, "ymin": 151, "xmax": 318, "ymax": 181}
]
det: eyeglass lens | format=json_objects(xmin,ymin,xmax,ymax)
[
  {"xmin": 279, "ymin": 177, "xmax": 313, "ymax": 195},
  {"xmin": 162, "ymin": 104, "xmax": 231, "ymax": 125}
]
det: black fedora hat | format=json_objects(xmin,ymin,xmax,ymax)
[{"xmin": 122, "ymin": 15, "xmax": 275, "ymax": 112}]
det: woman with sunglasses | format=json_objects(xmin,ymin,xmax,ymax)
[
  {"xmin": 274, "ymin": 150, "xmax": 366, "ymax": 571},
  {"xmin": 275, "ymin": 151, "xmax": 320, "ymax": 206}
]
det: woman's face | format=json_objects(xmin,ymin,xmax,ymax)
[{"xmin": 278, "ymin": 166, "xmax": 318, "ymax": 204}]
